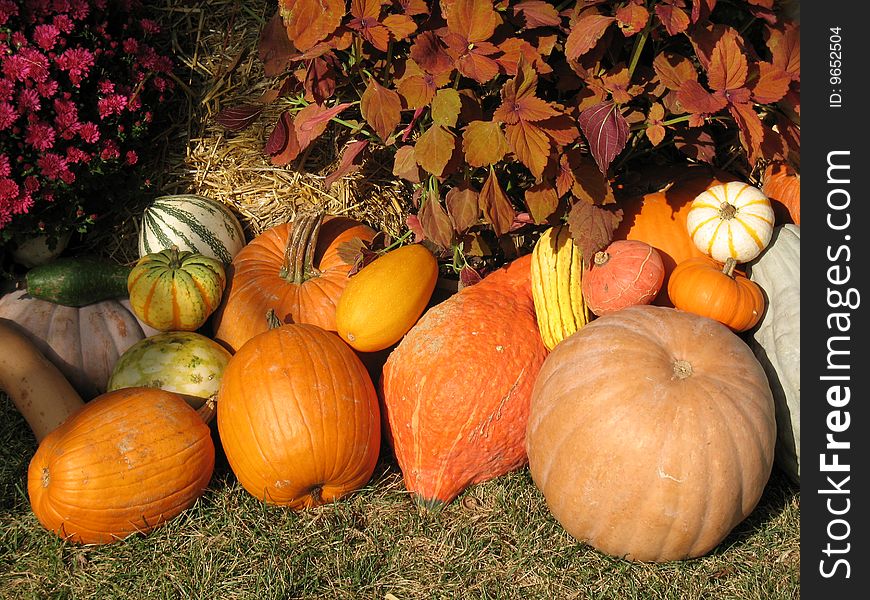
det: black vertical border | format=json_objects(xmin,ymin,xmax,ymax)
[{"xmin": 802, "ymin": 2, "xmax": 868, "ymax": 596}]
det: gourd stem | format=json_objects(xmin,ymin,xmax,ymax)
[
  {"xmin": 722, "ymin": 257, "xmax": 738, "ymax": 278},
  {"xmin": 719, "ymin": 202, "xmax": 737, "ymax": 220},
  {"xmin": 280, "ymin": 211, "xmax": 326, "ymax": 283},
  {"xmin": 593, "ymin": 251, "xmax": 610, "ymax": 267},
  {"xmin": 265, "ymin": 308, "xmax": 283, "ymax": 330}
]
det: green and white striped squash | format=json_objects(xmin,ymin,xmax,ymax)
[
  {"xmin": 107, "ymin": 331, "xmax": 232, "ymax": 407},
  {"xmin": 138, "ymin": 194, "xmax": 246, "ymax": 263},
  {"xmin": 746, "ymin": 224, "xmax": 800, "ymax": 483}
]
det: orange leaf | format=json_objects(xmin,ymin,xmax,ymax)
[
  {"xmin": 537, "ymin": 114, "xmax": 580, "ymax": 147},
  {"xmin": 278, "ymin": 0, "xmax": 345, "ymax": 52},
  {"xmin": 361, "ymin": 79, "xmax": 402, "ymax": 142},
  {"xmin": 751, "ymin": 62, "xmax": 791, "ymax": 104},
  {"xmin": 393, "ymin": 145, "xmax": 421, "ymax": 183},
  {"xmin": 513, "ymin": 1, "xmax": 561, "ymax": 29},
  {"xmin": 414, "ymin": 125, "xmax": 456, "ymax": 177},
  {"xmin": 267, "ymin": 111, "xmax": 302, "ymax": 166},
  {"xmin": 350, "ymin": 0, "xmax": 381, "ymax": 19},
  {"xmin": 707, "ymin": 29, "xmax": 746, "ymax": 91},
  {"xmin": 445, "ymin": 0, "xmax": 501, "ymax": 43},
  {"xmin": 462, "ymin": 120, "xmax": 508, "ymax": 168},
  {"xmin": 455, "ymin": 47, "xmax": 501, "ymax": 84},
  {"xmin": 653, "ymin": 51, "xmax": 698, "ymax": 91},
  {"xmin": 654, "ymin": 3, "xmax": 689, "ymax": 36},
  {"xmin": 766, "ymin": 22, "xmax": 800, "ymax": 81},
  {"xmin": 293, "ymin": 102, "xmax": 352, "ymax": 150},
  {"xmin": 565, "ymin": 15, "xmax": 616, "ymax": 60},
  {"xmin": 445, "ymin": 183, "xmax": 481, "ymax": 232},
  {"xmin": 383, "ymin": 14, "xmax": 418, "ymax": 40},
  {"xmin": 567, "ymin": 155, "xmax": 615, "ymax": 205},
  {"xmin": 729, "ymin": 102, "xmax": 765, "ymax": 166},
  {"xmin": 497, "ymin": 38, "xmax": 552, "ymax": 76},
  {"xmin": 479, "ymin": 168, "xmax": 516, "ymax": 236},
  {"xmin": 676, "ymin": 79, "xmax": 728, "ymax": 115},
  {"xmin": 616, "ymin": 4, "xmax": 649, "ymax": 36},
  {"xmin": 410, "ymin": 31, "xmax": 454, "ymax": 76},
  {"xmin": 565, "ymin": 200, "xmax": 622, "ymax": 261},
  {"xmin": 431, "ymin": 88, "xmax": 462, "ymax": 128},
  {"xmin": 524, "ymin": 182, "xmax": 559, "ymax": 223},
  {"xmin": 418, "ymin": 194, "xmax": 455, "ymax": 250},
  {"xmin": 505, "ymin": 120, "xmax": 551, "ymax": 180},
  {"xmin": 324, "ymin": 140, "xmax": 369, "ymax": 188},
  {"xmin": 259, "ymin": 11, "xmax": 297, "ymax": 77}
]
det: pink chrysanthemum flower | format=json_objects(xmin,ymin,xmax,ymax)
[
  {"xmin": 0, "ymin": 153, "xmax": 10, "ymax": 177},
  {"xmin": 25, "ymin": 121, "xmax": 57, "ymax": 152},
  {"xmin": 97, "ymin": 94, "xmax": 127, "ymax": 119},
  {"xmin": 0, "ymin": 177, "xmax": 18, "ymax": 201},
  {"xmin": 0, "ymin": 80, "xmax": 13, "ymax": 103},
  {"xmin": 37, "ymin": 152, "xmax": 69, "ymax": 181},
  {"xmin": 36, "ymin": 79, "xmax": 59, "ymax": 98},
  {"xmin": 33, "ymin": 24, "xmax": 60, "ymax": 51},
  {"xmin": 78, "ymin": 121, "xmax": 99, "ymax": 143},
  {"xmin": 125, "ymin": 150, "xmax": 137, "ymax": 165},
  {"xmin": 100, "ymin": 139, "xmax": 120, "ymax": 161},
  {"xmin": 0, "ymin": 0, "xmax": 20, "ymax": 27},
  {"xmin": 17, "ymin": 87, "xmax": 41, "ymax": 113},
  {"xmin": 0, "ymin": 101, "xmax": 16, "ymax": 130},
  {"xmin": 56, "ymin": 47, "xmax": 95, "ymax": 86}
]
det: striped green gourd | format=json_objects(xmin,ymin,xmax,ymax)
[{"xmin": 138, "ymin": 195, "xmax": 246, "ymax": 263}]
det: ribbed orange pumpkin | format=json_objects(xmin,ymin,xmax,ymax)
[
  {"xmin": 27, "ymin": 387, "xmax": 215, "ymax": 545},
  {"xmin": 614, "ymin": 167, "xmax": 737, "ymax": 305},
  {"xmin": 762, "ymin": 162, "xmax": 800, "ymax": 226},
  {"xmin": 212, "ymin": 213, "xmax": 376, "ymax": 352},
  {"xmin": 667, "ymin": 256, "xmax": 765, "ymax": 333},
  {"xmin": 527, "ymin": 305, "xmax": 776, "ymax": 562},
  {"xmin": 216, "ymin": 323, "xmax": 381, "ymax": 508},
  {"xmin": 582, "ymin": 240, "xmax": 665, "ymax": 315},
  {"xmin": 380, "ymin": 254, "xmax": 548, "ymax": 508}
]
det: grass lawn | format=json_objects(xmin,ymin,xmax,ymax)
[{"xmin": 1, "ymin": 391, "xmax": 799, "ymax": 600}]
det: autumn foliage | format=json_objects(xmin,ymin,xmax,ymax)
[{"xmin": 217, "ymin": 0, "xmax": 800, "ymax": 271}]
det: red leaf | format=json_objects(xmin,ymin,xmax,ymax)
[
  {"xmin": 576, "ymin": 101, "xmax": 629, "ymax": 175},
  {"xmin": 445, "ymin": 0, "xmax": 501, "ymax": 43},
  {"xmin": 707, "ymin": 29, "xmax": 747, "ymax": 91},
  {"xmin": 324, "ymin": 140, "xmax": 369, "ymax": 188},
  {"xmin": 215, "ymin": 104, "xmax": 264, "ymax": 132},
  {"xmin": 616, "ymin": 4, "xmax": 649, "ymax": 36},
  {"xmin": 505, "ymin": 120, "xmax": 551, "ymax": 180},
  {"xmin": 267, "ymin": 112, "xmax": 302, "ymax": 166},
  {"xmin": 751, "ymin": 62, "xmax": 791, "ymax": 104},
  {"xmin": 393, "ymin": 145, "xmax": 421, "ymax": 183},
  {"xmin": 414, "ymin": 125, "xmax": 456, "ymax": 177},
  {"xmin": 360, "ymin": 79, "xmax": 402, "ymax": 142},
  {"xmin": 654, "ymin": 3, "xmax": 690, "ymax": 36},
  {"xmin": 278, "ymin": 0, "xmax": 346, "ymax": 52},
  {"xmin": 459, "ymin": 265, "xmax": 483, "ymax": 290},
  {"xmin": 304, "ymin": 56, "xmax": 337, "ymax": 103},
  {"xmin": 462, "ymin": 120, "xmax": 508, "ymax": 168},
  {"xmin": 565, "ymin": 15, "xmax": 616, "ymax": 60},
  {"xmin": 293, "ymin": 102, "xmax": 352, "ymax": 150},
  {"xmin": 406, "ymin": 213, "xmax": 426, "ymax": 242},
  {"xmin": 653, "ymin": 51, "xmax": 698, "ymax": 90},
  {"xmin": 479, "ymin": 168, "xmax": 516, "ymax": 237},
  {"xmin": 446, "ymin": 183, "xmax": 480, "ymax": 232},
  {"xmin": 410, "ymin": 30, "xmax": 454, "ymax": 76},
  {"xmin": 513, "ymin": 1, "xmax": 562, "ymax": 29},
  {"xmin": 524, "ymin": 182, "xmax": 559, "ymax": 223},
  {"xmin": 259, "ymin": 11, "xmax": 297, "ymax": 76},
  {"xmin": 418, "ymin": 194, "xmax": 455, "ymax": 250},
  {"xmin": 766, "ymin": 22, "xmax": 800, "ymax": 82},
  {"xmin": 675, "ymin": 79, "xmax": 728, "ymax": 115},
  {"xmin": 565, "ymin": 200, "xmax": 622, "ymax": 262}
]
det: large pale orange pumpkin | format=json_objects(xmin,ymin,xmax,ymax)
[
  {"xmin": 212, "ymin": 213, "xmax": 376, "ymax": 352},
  {"xmin": 217, "ymin": 323, "xmax": 381, "ymax": 508},
  {"xmin": 380, "ymin": 254, "xmax": 549, "ymax": 508},
  {"xmin": 613, "ymin": 166, "xmax": 737, "ymax": 305},
  {"xmin": 527, "ymin": 305, "xmax": 776, "ymax": 562},
  {"xmin": 27, "ymin": 387, "xmax": 215, "ymax": 545}
]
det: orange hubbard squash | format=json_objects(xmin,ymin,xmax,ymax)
[
  {"xmin": 212, "ymin": 213, "xmax": 376, "ymax": 352},
  {"xmin": 27, "ymin": 387, "xmax": 215, "ymax": 544},
  {"xmin": 613, "ymin": 166, "xmax": 737, "ymax": 305},
  {"xmin": 380, "ymin": 254, "xmax": 548, "ymax": 508},
  {"xmin": 527, "ymin": 305, "xmax": 776, "ymax": 562},
  {"xmin": 217, "ymin": 322, "xmax": 380, "ymax": 508}
]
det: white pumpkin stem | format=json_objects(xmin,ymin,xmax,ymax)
[{"xmin": 719, "ymin": 202, "xmax": 737, "ymax": 220}]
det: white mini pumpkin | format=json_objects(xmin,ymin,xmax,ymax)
[{"xmin": 686, "ymin": 181, "xmax": 774, "ymax": 263}]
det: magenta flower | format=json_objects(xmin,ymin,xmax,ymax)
[
  {"xmin": 97, "ymin": 94, "xmax": 127, "ymax": 119},
  {"xmin": 56, "ymin": 47, "xmax": 94, "ymax": 86},
  {"xmin": 37, "ymin": 152, "xmax": 70, "ymax": 181},
  {"xmin": 78, "ymin": 121, "xmax": 99, "ymax": 143},
  {"xmin": 33, "ymin": 24, "xmax": 60, "ymax": 50},
  {"xmin": 25, "ymin": 121, "xmax": 57, "ymax": 151},
  {"xmin": 0, "ymin": 153, "xmax": 10, "ymax": 177},
  {"xmin": 0, "ymin": 102, "xmax": 15, "ymax": 130}
]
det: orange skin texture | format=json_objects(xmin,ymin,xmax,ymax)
[
  {"xmin": 336, "ymin": 243, "xmax": 439, "ymax": 352},
  {"xmin": 27, "ymin": 387, "xmax": 215, "ymax": 545},
  {"xmin": 667, "ymin": 256, "xmax": 765, "ymax": 333},
  {"xmin": 763, "ymin": 162, "xmax": 800, "ymax": 226},
  {"xmin": 380, "ymin": 254, "xmax": 549, "ymax": 507},
  {"xmin": 527, "ymin": 305, "xmax": 776, "ymax": 562},
  {"xmin": 216, "ymin": 323, "xmax": 381, "ymax": 508},
  {"xmin": 212, "ymin": 216, "xmax": 375, "ymax": 353},
  {"xmin": 614, "ymin": 167, "xmax": 738, "ymax": 305},
  {"xmin": 582, "ymin": 240, "xmax": 665, "ymax": 316}
]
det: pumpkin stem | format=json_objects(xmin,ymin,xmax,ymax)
[
  {"xmin": 279, "ymin": 211, "xmax": 326, "ymax": 284},
  {"xmin": 672, "ymin": 359, "xmax": 693, "ymax": 380},
  {"xmin": 195, "ymin": 396, "xmax": 217, "ymax": 425},
  {"xmin": 718, "ymin": 202, "xmax": 737, "ymax": 220},
  {"xmin": 167, "ymin": 245, "xmax": 183, "ymax": 269},
  {"xmin": 721, "ymin": 257, "xmax": 738, "ymax": 278},
  {"xmin": 265, "ymin": 308, "xmax": 283, "ymax": 330},
  {"xmin": 593, "ymin": 251, "xmax": 610, "ymax": 267}
]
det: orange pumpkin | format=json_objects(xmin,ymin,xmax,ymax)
[
  {"xmin": 27, "ymin": 387, "xmax": 215, "ymax": 545},
  {"xmin": 212, "ymin": 213, "xmax": 376, "ymax": 352},
  {"xmin": 762, "ymin": 162, "xmax": 800, "ymax": 226},
  {"xmin": 380, "ymin": 254, "xmax": 549, "ymax": 508},
  {"xmin": 216, "ymin": 323, "xmax": 381, "ymax": 508},
  {"xmin": 667, "ymin": 256, "xmax": 765, "ymax": 332},
  {"xmin": 614, "ymin": 166, "xmax": 738, "ymax": 305},
  {"xmin": 527, "ymin": 305, "xmax": 776, "ymax": 562}
]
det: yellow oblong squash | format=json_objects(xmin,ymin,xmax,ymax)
[
  {"xmin": 530, "ymin": 224, "xmax": 589, "ymax": 350},
  {"xmin": 336, "ymin": 243, "xmax": 438, "ymax": 352}
]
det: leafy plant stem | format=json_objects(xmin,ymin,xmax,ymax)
[{"xmin": 627, "ymin": 22, "xmax": 652, "ymax": 82}]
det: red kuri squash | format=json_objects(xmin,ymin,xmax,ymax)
[{"xmin": 582, "ymin": 240, "xmax": 665, "ymax": 315}]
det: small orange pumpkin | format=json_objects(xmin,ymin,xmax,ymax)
[
  {"xmin": 762, "ymin": 162, "xmax": 800, "ymax": 226},
  {"xmin": 667, "ymin": 256, "xmax": 765, "ymax": 333}
]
